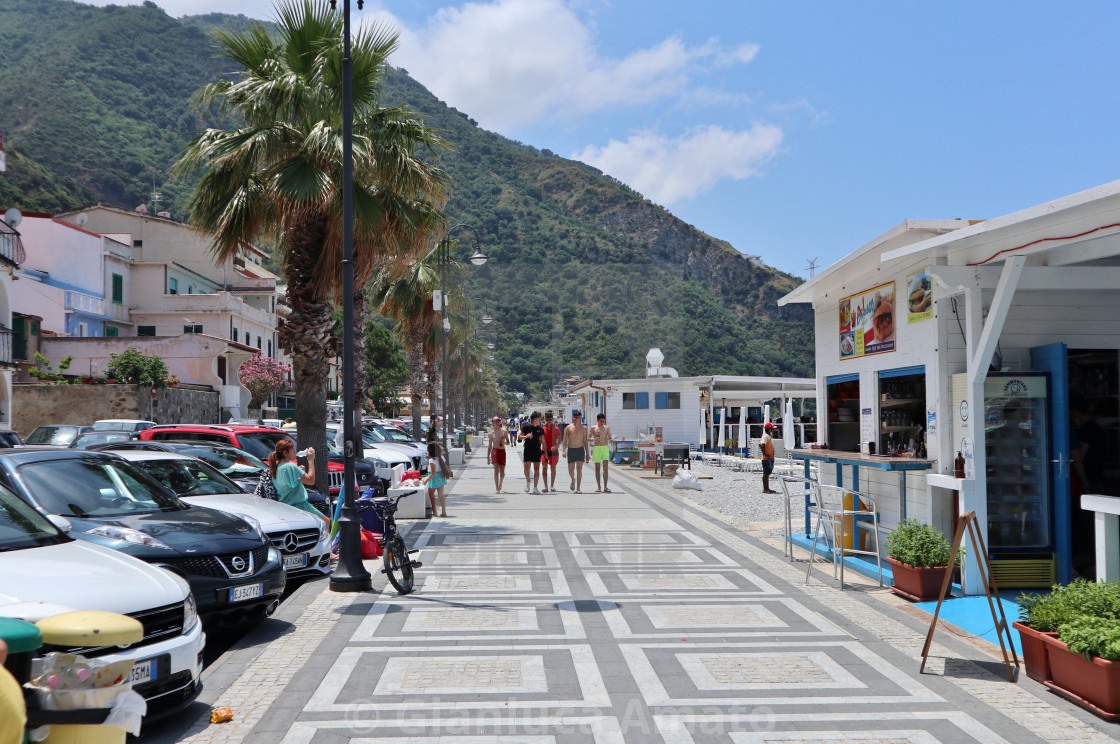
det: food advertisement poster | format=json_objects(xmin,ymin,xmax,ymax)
[
  {"xmin": 839, "ymin": 281, "xmax": 895, "ymax": 360},
  {"xmin": 906, "ymin": 269, "xmax": 933, "ymax": 323}
]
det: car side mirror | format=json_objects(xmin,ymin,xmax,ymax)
[{"xmin": 47, "ymin": 514, "xmax": 72, "ymax": 534}]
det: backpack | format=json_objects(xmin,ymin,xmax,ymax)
[{"xmin": 254, "ymin": 471, "xmax": 280, "ymax": 501}]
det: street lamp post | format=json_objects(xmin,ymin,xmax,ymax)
[
  {"xmin": 438, "ymin": 224, "xmax": 487, "ymax": 456},
  {"xmin": 329, "ymin": 0, "xmax": 371, "ymax": 593}
]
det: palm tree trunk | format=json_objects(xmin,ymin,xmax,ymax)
[
  {"xmin": 280, "ymin": 219, "xmax": 333, "ymax": 495},
  {"xmin": 406, "ymin": 319, "xmax": 425, "ymax": 441}
]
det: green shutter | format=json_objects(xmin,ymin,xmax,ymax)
[
  {"xmin": 106, "ymin": 326, "xmax": 119, "ymax": 337},
  {"xmin": 112, "ymin": 274, "xmax": 123, "ymax": 304},
  {"xmin": 138, "ymin": 326, "xmax": 156, "ymax": 337},
  {"xmin": 29, "ymin": 321, "xmax": 38, "ymax": 336}
]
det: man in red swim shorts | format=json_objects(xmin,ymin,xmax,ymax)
[
  {"xmin": 487, "ymin": 416, "xmax": 507, "ymax": 493},
  {"xmin": 539, "ymin": 411, "xmax": 562, "ymax": 493}
]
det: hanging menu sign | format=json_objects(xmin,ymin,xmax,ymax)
[{"xmin": 839, "ymin": 281, "xmax": 895, "ymax": 360}]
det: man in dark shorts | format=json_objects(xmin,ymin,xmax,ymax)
[
  {"xmin": 426, "ymin": 415, "xmax": 441, "ymax": 445},
  {"xmin": 561, "ymin": 410, "xmax": 590, "ymax": 493},
  {"xmin": 540, "ymin": 411, "xmax": 562, "ymax": 492},
  {"xmin": 519, "ymin": 411, "xmax": 545, "ymax": 494}
]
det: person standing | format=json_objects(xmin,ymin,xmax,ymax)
[
  {"xmin": 508, "ymin": 415, "xmax": 518, "ymax": 445},
  {"xmin": 487, "ymin": 416, "xmax": 507, "ymax": 493},
  {"xmin": 561, "ymin": 410, "xmax": 590, "ymax": 493},
  {"xmin": 423, "ymin": 441, "xmax": 449, "ymax": 517},
  {"xmin": 540, "ymin": 411, "xmax": 562, "ymax": 492},
  {"xmin": 590, "ymin": 413, "xmax": 613, "ymax": 493},
  {"xmin": 520, "ymin": 411, "xmax": 545, "ymax": 494},
  {"xmin": 427, "ymin": 415, "xmax": 441, "ymax": 445},
  {"xmin": 760, "ymin": 421, "xmax": 777, "ymax": 493},
  {"xmin": 269, "ymin": 440, "xmax": 328, "ymax": 523}
]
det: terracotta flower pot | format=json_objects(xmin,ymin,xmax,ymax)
[
  {"xmin": 886, "ymin": 557, "xmax": 950, "ymax": 602},
  {"xmin": 1012, "ymin": 621, "xmax": 1057, "ymax": 682},
  {"xmin": 1042, "ymin": 634, "xmax": 1120, "ymax": 721}
]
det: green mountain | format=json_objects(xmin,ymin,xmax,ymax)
[{"xmin": 0, "ymin": 0, "xmax": 813, "ymax": 397}]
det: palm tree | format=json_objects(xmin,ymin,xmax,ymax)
[{"xmin": 175, "ymin": 0, "xmax": 446, "ymax": 491}]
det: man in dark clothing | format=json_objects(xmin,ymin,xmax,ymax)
[
  {"xmin": 519, "ymin": 411, "xmax": 545, "ymax": 494},
  {"xmin": 426, "ymin": 415, "xmax": 441, "ymax": 445}
]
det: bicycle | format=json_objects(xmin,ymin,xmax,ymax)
[{"xmin": 356, "ymin": 490, "xmax": 422, "ymax": 594}]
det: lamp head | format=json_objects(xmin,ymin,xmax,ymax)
[
  {"xmin": 481, "ymin": 314, "xmax": 493, "ymax": 325},
  {"xmin": 469, "ymin": 248, "xmax": 489, "ymax": 266}
]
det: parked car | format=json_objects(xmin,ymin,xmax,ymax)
[
  {"xmin": 23, "ymin": 425, "xmax": 91, "ymax": 447},
  {"xmin": 325, "ymin": 422, "xmax": 414, "ymax": 471},
  {"xmin": 89, "ymin": 440, "xmax": 271, "ymax": 492},
  {"xmin": 0, "ymin": 482, "xmax": 205, "ymax": 716},
  {"xmin": 69, "ymin": 430, "xmax": 137, "ymax": 449},
  {"xmin": 0, "ymin": 431, "xmax": 20, "ymax": 448},
  {"xmin": 115, "ymin": 451, "xmax": 333, "ymax": 578},
  {"xmin": 365, "ymin": 421, "xmax": 428, "ymax": 468},
  {"xmin": 0, "ymin": 449, "xmax": 285, "ymax": 626},
  {"xmin": 90, "ymin": 419, "xmax": 156, "ymax": 433}
]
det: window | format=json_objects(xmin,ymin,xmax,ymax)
[
  {"xmin": 133, "ymin": 240, "xmax": 142, "ymax": 247},
  {"xmin": 183, "ymin": 324, "xmax": 202, "ymax": 334},
  {"xmin": 138, "ymin": 325, "xmax": 156, "ymax": 336},
  {"xmin": 232, "ymin": 328, "xmax": 239, "ymax": 342},
  {"xmin": 29, "ymin": 321, "xmax": 38, "ymax": 336},
  {"xmin": 169, "ymin": 277, "xmax": 178, "ymax": 295},
  {"xmin": 77, "ymin": 322, "xmax": 87, "ymax": 337},
  {"xmin": 105, "ymin": 326, "xmax": 119, "ymax": 338},
  {"xmin": 267, "ymin": 340, "xmax": 272, "ymax": 357},
  {"xmin": 111, "ymin": 273, "xmax": 123, "ymax": 304},
  {"xmin": 655, "ymin": 391, "xmax": 680, "ymax": 409},
  {"xmin": 257, "ymin": 335, "xmax": 262, "ymax": 350},
  {"xmin": 623, "ymin": 392, "xmax": 650, "ymax": 409}
]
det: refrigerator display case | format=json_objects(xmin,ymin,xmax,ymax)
[{"xmin": 984, "ymin": 373, "xmax": 1051, "ymax": 556}]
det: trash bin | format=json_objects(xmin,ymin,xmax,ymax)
[
  {"xmin": 31, "ymin": 611, "xmax": 145, "ymax": 744},
  {"xmin": 0, "ymin": 617, "xmax": 42, "ymax": 685}
]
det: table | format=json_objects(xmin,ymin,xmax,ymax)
[{"xmin": 790, "ymin": 449, "xmax": 934, "ymax": 536}]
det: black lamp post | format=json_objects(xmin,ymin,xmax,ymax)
[
  {"xmin": 329, "ymin": 0, "xmax": 371, "ymax": 593},
  {"xmin": 438, "ymin": 224, "xmax": 487, "ymax": 456}
]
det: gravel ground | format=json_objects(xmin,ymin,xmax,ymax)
[{"xmin": 639, "ymin": 460, "xmax": 793, "ymax": 538}]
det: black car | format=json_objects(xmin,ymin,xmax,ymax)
[
  {"xmin": 0, "ymin": 449, "xmax": 286, "ymax": 626},
  {"xmin": 69, "ymin": 430, "xmax": 137, "ymax": 449}
]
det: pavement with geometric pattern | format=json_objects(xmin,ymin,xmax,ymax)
[{"xmin": 152, "ymin": 450, "xmax": 1120, "ymax": 744}]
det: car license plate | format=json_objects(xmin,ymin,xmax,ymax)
[
  {"xmin": 229, "ymin": 582, "xmax": 264, "ymax": 603},
  {"xmin": 283, "ymin": 553, "xmax": 308, "ymax": 570},
  {"xmin": 129, "ymin": 658, "xmax": 157, "ymax": 685}
]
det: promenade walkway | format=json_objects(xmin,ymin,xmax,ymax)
[{"xmin": 153, "ymin": 450, "xmax": 1120, "ymax": 744}]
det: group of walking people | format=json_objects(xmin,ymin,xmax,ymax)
[{"xmin": 486, "ymin": 410, "xmax": 613, "ymax": 494}]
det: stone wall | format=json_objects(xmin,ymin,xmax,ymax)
[{"xmin": 13, "ymin": 384, "xmax": 219, "ymax": 437}]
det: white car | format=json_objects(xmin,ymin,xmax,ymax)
[
  {"xmin": 91, "ymin": 419, "xmax": 157, "ymax": 433},
  {"xmin": 364, "ymin": 421, "xmax": 429, "ymax": 469},
  {"xmin": 0, "ymin": 487, "xmax": 204, "ymax": 717},
  {"xmin": 325, "ymin": 423, "xmax": 415, "ymax": 472},
  {"xmin": 116, "ymin": 451, "xmax": 334, "ymax": 578}
]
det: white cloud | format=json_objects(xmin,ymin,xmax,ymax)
[
  {"xmin": 573, "ymin": 124, "xmax": 783, "ymax": 205},
  {"xmin": 372, "ymin": 0, "xmax": 759, "ymax": 132}
]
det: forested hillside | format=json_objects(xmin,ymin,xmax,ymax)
[{"xmin": 0, "ymin": 0, "xmax": 814, "ymax": 397}]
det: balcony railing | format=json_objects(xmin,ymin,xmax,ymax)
[
  {"xmin": 64, "ymin": 290, "xmax": 106, "ymax": 318},
  {"xmin": 0, "ymin": 223, "xmax": 25, "ymax": 267}
]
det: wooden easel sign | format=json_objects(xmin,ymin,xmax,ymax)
[{"xmin": 919, "ymin": 511, "xmax": 1020, "ymax": 682}]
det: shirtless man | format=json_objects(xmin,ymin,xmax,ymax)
[
  {"xmin": 561, "ymin": 410, "xmax": 590, "ymax": 493},
  {"xmin": 486, "ymin": 416, "xmax": 507, "ymax": 493},
  {"xmin": 590, "ymin": 413, "xmax": 613, "ymax": 493}
]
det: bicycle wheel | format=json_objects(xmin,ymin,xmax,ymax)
[{"xmin": 383, "ymin": 534, "xmax": 415, "ymax": 594}]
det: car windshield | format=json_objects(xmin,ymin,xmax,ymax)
[
  {"xmin": 380, "ymin": 426, "xmax": 412, "ymax": 443},
  {"xmin": 180, "ymin": 446, "xmax": 265, "ymax": 476},
  {"xmin": 19, "ymin": 458, "xmax": 185, "ymax": 517},
  {"xmin": 71, "ymin": 432, "xmax": 131, "ymax": 448},
  {"xmin": 233, "ymin": 431, "xmax": 293, "ymax": 459},
  {"xmin": 25, "ymin": 426, "xmax": 81, "ymax": 446},
  {"xmin": 362, "ymin": 426, "xmax": 387, "ymax": 443},
  {"xmin": 91, "ymin": 421, "xmax": 139, "ymax": 432},
  {"xmin": 130, "ymin": 458, "xmax": 243, "ymax": 496},
  {"xmin": 0, "ymin": 484, "xmax": 68, "ymax": 551}
]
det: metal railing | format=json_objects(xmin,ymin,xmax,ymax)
[
  {"xmin": 64, "ymin": 290, "xmax": 107, "ymax": 317},
  {"xmin": 0, "ymin": 223, "xmax": 25, "ymax": 266},
  {"xmin": 0, "ymin": 326, "xmax": 14, "ymax": 365}
]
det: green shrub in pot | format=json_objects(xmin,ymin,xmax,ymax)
[
  {"xmin": 885, "ymin": 518, "xmax": 956, "ymax": 568},
  {"xmin": 1060, "ymin": 616, "xmax": 1120, "ymax": 662},
  {"xmin": 1018, "ymin": 580, "xmax": 1120, "ymax": 632}
]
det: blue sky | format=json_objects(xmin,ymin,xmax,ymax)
[{"xmin": 93, "ymin": 0, "xmax": 1120, "ymax": 278}]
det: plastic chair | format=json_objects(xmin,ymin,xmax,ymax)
[
  {"xmin": 775, "ymin": 473, "xmax": 818, "ymax": 561},
  {"xmin": 805, "ymin": 484, "xmax": 882, "ymax": 589}
]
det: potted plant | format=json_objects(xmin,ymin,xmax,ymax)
[
  {"xmin": 1046, "ymin": 616, "xmax": 1120, "ymax": 720},
  {"xmin": 1016, "ymin": 580, "xmax": 1120, "ymax": 685},
  {"xmin": 885, "ymin": 518, "xmax": 956, "ymax": 601}
]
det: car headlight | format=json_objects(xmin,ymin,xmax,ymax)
[
  {"xmin": 318, "ymin": 519, "xmax": 329, "ymax": 541},
  {"xmin": 182, "ymin": 593, "xmax": 198, "ymax": 632},
  {"xmin": 371, "ymin": 460, "xmax": 388, "ymax": 469},
  {"xmin": 85, "ymin": 524, "xmax": 172, "ymax": 549},
  {"xmin": 229, "ymin": 512, "xmax": 268, "ymax": 542}
]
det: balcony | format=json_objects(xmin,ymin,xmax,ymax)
[
  {"xmin": 135, "ymin": 291, "xmax": 276, "ymax": 330},
  {"xmin": 0, "ymin": 224, "xmax": 25, "ymax": 267},
  {"xmin": 65, "ymin": 290, "xmax": 107, "ymax": 318},
  {"xmin": 0, "ymin": 326, "xmax": 14, "ymax": 365}
]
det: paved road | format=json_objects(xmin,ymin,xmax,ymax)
[{"xmin": 149, "ymin": 450, "xmax": 1119, "ymax": 743}]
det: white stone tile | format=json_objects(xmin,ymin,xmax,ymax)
[
  {"xmin": 401, "ymin": 607, "xmax": 539, "ymax": 633},
  {"xmin": 644, "ymin": 604, "xmax": 786, "ymax": 629},
  {"xmin": 373, "ymin": 655, "xmax": 548, "ymax": 695},
  {"xmin": 678, "ymin": 651, "xmax": 866, "ymax": 690}
]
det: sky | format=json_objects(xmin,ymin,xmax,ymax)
[{"xmin": 90, "ymin": 0, "xmax": 1120, "ymax": 278}]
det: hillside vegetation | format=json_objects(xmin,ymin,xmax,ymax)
[{"xmin": 0, "ymin": 0, "xmax": 813, "ymax": 397}]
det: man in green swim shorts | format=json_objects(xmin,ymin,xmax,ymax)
[{"xmin": 590, "ymin": 412, "xmax": 613, "ymax": 493}]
